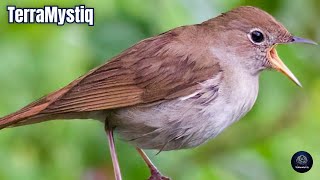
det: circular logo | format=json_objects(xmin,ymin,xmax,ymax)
[{"xmin": 291, "ymin": 151, "xmax": 313, "ymax": 173}]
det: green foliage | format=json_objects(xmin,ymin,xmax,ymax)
[{"xmin": 0, "ymin": 1, "xmax": 319, "ymax": 179}]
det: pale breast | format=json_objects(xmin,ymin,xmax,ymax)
[{"xmin": 111, "ymin": 72, "xmax": 259, "ymax": 151}]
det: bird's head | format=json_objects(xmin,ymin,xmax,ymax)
[{"xmin": 205, "ymin": 6, "xmax": 317, "ymax": 86}]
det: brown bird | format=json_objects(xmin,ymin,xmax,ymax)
[{"xmin": 0, "ymin": 6, "xmax": 317, "ymax": 180}]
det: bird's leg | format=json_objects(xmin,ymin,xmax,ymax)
[
  {"xmin": 136, "ymin": 148, "xmax": 170, "ymax": 180},
  {"xmin": 105, "ymin": 124, "xmax": 122, "ymax": 180}
]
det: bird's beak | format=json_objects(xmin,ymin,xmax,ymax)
[
  {"xmin": 267, "ymin": 36, "xmax": 317, "ymax": 87},
  {"xmin": 290, "ymin": 36, "xmax": 318, "ymax": 45}
]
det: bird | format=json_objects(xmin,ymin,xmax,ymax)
[{"xmin": 0, "ymin": 6, "xmax": 317, "ymax": 180}]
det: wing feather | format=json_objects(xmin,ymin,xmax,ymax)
[
  {"xmin": 0, "ymin": 26, "xmax": 222, "ymax": 128},
  {"xmin": 40, "ymin": 28, "xmax": 221, "ymax": 114}
]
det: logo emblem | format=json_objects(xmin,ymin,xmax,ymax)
[{"xmin": 291, "ymin": 151, "xmax": 313, "ymax": 173}]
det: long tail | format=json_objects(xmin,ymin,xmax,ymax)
[
  {"xmin": 0, "ymin": 85, "xmax": 73, "ymax": 129},
  {"xmin": 0, "ymin": 72, "xmax": 90, "ymax": 129},
  {"xmin": 0, "ymin": 96, "xmax": 51, "ymax": 129}
]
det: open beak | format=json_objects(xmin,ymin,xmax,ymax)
[{"xmin": 267, "ymin": 36, "xmax": 317, "ymax": 87}]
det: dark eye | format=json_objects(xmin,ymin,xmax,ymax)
[{"xmin": 250, "ymin": 30, "xmax": 264, "ymax": 43}]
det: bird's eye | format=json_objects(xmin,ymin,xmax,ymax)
[{"xmin": 250, "ymin": 30, "xmax": 265, "ymax": 43}]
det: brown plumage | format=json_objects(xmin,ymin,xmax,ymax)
[
  {"xmin": 0, "ymin": 6, "xmax": 316, "ymax": 180},
  {"xmin": 0, "ymin": 25, "xmax": 221, "ymax": 128}
]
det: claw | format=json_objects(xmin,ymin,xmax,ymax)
[
  {"xmin": 148, "ymin": 167, "xmax": 170, "ymax": 180},
  {"xmin": 136, "ymin": 148, "xmax": 171, "ymax": 180}
]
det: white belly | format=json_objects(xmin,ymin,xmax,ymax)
[{"xmin": 111, "ymin": 74, "xmax": 259, "ymax": 151}]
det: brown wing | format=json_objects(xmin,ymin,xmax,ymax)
[{"xmin": 0, "ymin": 26, "xmax": 221, "ymax": 127}]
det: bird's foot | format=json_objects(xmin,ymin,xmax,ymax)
[{"xmin": 147, "ymin": 168, "xmax": 170, "ymax": 180}]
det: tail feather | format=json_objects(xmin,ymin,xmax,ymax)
[
  {"xmin": 0, "ymin": 102, "xmax": 49, "ymax": 129},
  {"xmin": 0, "ymin": 86, "xmax": 71, "ymax": 129},
  {"xmin": 0, "ymin": 73, "xmax": 89, "ymax": 129}
]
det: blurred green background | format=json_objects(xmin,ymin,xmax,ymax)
[{"xmin": 0, "ymin": 0, "xmax": 319, "ymax": 180}]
